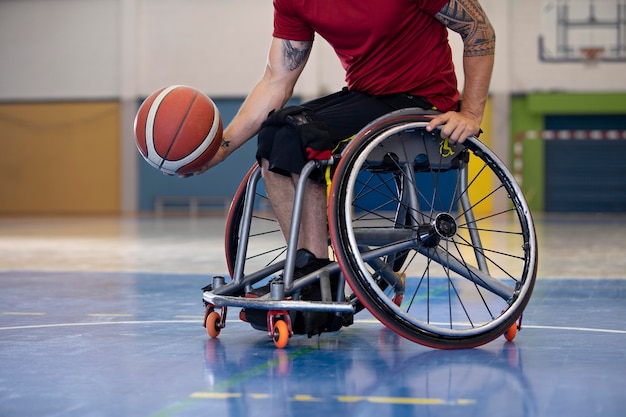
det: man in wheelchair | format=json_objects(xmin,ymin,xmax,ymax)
[{"xmin": 197, "ymin": 0, "xmax": 495, "ymax": 336}]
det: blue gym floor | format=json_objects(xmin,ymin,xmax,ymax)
[{"xmin": 1, "ymin": 214, "xmax": 625, "ymax": 417}]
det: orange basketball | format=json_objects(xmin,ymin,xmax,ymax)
[{"xmin": 134, "ymin": 85, "xmax": 223, "ymax": 176}]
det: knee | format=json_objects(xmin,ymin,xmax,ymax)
[
  {"xmin": 259, "ymin": 158, "xmax": 279, "ymax": 182},
  {"xmin": 259, "ymin": 158, "xmax": 270, "ymax": 174}
]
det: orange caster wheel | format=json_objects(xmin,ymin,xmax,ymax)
[
  {"xmin": 504, "ymin": 322, "xmax": 518, "ymax": 342},
  {"xmin": 205, "ymin": 311, "xmax": 222, "ymax": 338},
  {"xmin": 272, "ymin": 320, "xmax": 290, "ymax": 349}
]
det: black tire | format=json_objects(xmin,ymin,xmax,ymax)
[{"xmin": 328, "ymin": 109, "xmax": 537, "ymax": 349}]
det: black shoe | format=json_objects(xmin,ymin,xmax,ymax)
[
  {"xmin": 241, "ymin": 249, "xmax": 354, "ymax": 335},
  {"xmin": 240, "ymin": 248, "xmax": 318, "ymax": 330},
  {"xmin": 289, "ymin": 250, "xmax": 354, "ymax": 337},
  {"xmin": 292, "ymin": 271, "xmax": 354, "ymax": 337}
]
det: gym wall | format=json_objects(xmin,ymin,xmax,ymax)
[
  {"xmin": 0, "ymin": 101, "xmax": 120, "ymax": 214},
  {"xmin": 511, "ymin": 93, "xmax": 626, "ymax": 213}
]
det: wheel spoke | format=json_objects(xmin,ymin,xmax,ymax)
[{"xmin": 329, "ymin": 111, "xmax": 537, "ymax": 348}]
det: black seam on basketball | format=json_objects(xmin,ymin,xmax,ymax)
[{"xmin": 159, "ymin": 90, "xmax": 199, "ymax": 170}]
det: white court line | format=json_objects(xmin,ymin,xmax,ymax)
[
  {"xmin": 521, "ymin": 324, "xmax": 626, "ymax": 335},
  {"xmin": 0, "ymin": 320, "xmax": 199, "ymax": 331},
  {"xmin": 0, "ymin": 319, "xmax": 625, "ymax": 335},
  {"xmin": 351, "ymin": 319, "xmax": 626, "ymax": 334}
]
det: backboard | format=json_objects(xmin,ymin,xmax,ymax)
[{"xmin": 539, "ymin": 0, "xmax": 626, "ymax": 63}]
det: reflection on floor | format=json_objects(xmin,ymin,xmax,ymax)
[{"xmin": 0, "ymin": 214, "xmax": 625, "ymax": 417}]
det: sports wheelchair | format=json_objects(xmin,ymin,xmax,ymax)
[{"xmin": 202, "ymin": 108, "xmax": 538, "ymax": 349}]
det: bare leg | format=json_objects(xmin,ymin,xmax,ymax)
[
  {"xmin": 261, "ymin": 158, "xmax": 328, "ymax": 260},
  {"xmin": 261, "ymin": 159, "xmax": 296, "ymax": 242},
  {"xmin": 297, "ymin": 178, "xmax": 329, "ymax": 259}
]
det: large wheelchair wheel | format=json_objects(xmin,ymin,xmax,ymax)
[
  {"xmin": 224, "ymin": 163, "xmax": 286, "ymax": 280},
  {"xmin": 328, "ymin": 109, "xmax": 537, "ymax": 349}
]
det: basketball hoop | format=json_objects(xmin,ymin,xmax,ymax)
[{"xmin": 579, "ymin": 47, "xmax": 605, "ymax": 66}]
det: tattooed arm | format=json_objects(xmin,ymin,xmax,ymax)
[
  {"xmin": 426, "ymin": 0, "xmax": 495, "ymax": 143},
  {"xmin": 197, "ymin": 38, "xmax": 312, "ymax": 172},
  {"xmin": 436, "ymin": 0, "xmax": 496, "ymax": 58}
]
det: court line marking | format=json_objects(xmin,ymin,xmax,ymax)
[
  {"xmin": 186, "ymin": 392, "xmax": 475, "ymax": 405},
  {"xmin": 0, "ymin": 318, "xmax": 625, "ymax": 334},
  {"xmin": 149, "ymin": 347, "xmax": 317, "ymax": 417},
  {"xmin": 521, "ymin": 324, "xmax": 626, "ymax": 334},
  {"xmin": 1, "ymin": 312, "xmax": 46, "ymax": 316},
  {"xmin": 352, "ymin": 319, "xmax": 626, "ymax": 335},
  {"xmin": 335, "ymin": 395, "xmax": 475, "ymax": 405},
  {"xmin": 0, "ymin": 320, "xmax": 199, "ymax": 331}
]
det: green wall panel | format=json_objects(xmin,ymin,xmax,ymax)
[{"xmin": 510, "ymin": 93, "xmax": 626, "ymax": 213}]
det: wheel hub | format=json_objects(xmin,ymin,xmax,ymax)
[
  {"xmin": 434, "ymin": 212, "xmax": 457, "ymax": 239},
  {"xmin": 415, "ymin": 212, "xmax": 458, "ymax": 248}
]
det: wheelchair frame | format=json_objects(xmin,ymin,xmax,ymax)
[{"xmin": 202, "ymin": 109, "xmax": 538, "ymax": 349}]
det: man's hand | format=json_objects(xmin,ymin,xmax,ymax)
[
  {"xmin": 160, "ymin": 163, "xmax": 211, "ymax": 179},
  {"xmin": 163, "ymin": 137, "xmax": 230, "ymax": 178},
  {"xmin": 425, "ymin": 110, "xmax": 481, "ymax": 144},
  {"xmin": 178, "ymin": 164, "xmax": 210, "ymax": 178}
]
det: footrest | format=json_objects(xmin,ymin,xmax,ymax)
[{"xmin": 203, "ymin": 292, "xmax": 355, "ymax": 313}]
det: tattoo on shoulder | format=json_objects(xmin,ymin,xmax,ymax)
[
  {"xmin": 436, "ymin": 0, "xmax": 495, "ymax": 57},
  {"xmin": 283, "ymin": 40, "xmax": 312, "ymax": 71}
]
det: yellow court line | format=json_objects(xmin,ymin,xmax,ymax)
[
  {"xmin": 292, "ymin": 394, "xmax": 323, "ymax": 402},
  {"xmin": 336, "ymin": 396, "xmax": 366, "ymax": 403},
  {"xmin": 248, "ymin": 393, "xmax": 271, "ymax": 400},
  {"xmin": 457, "ymin": 399, "xmax": 478, "ymax": 405},
  {"xmin": 189, "ymin": 392, "xmax": 475, "ymax": 406},
  {"xmin": 368, "ymin": 396, "xmax": 446, "ymax": 405}
]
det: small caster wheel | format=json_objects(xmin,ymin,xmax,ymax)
[
  {"xmin": 504, "ymin": 322, "xmax": 517, "ymax": 342},
  {"xmin": 206, "ymin": 311, "xmax": 222, "ymax": 338},
  {"xmin": 272, "ymin": 320, "xmax": 290, "ymax": 349}
]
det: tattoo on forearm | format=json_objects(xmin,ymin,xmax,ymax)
[
  {"xmin": 283, "ymin": 40, "xmax": 311, "ymax": 71},
  {"xmin": 436, "ymin": 0, "xmax": 495, "ymax": 57},
  {"xmin": 221, "ymin": 138, "xmax": 230, "ymax": 148}
]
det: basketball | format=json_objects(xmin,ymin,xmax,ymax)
[{"xmin": 134, "ymin": 85, "xmax": 223, "ymax": 176}]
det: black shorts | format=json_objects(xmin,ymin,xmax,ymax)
[{"xmin": 256, "ymin": 88, "xmax": 435, "ymax": 181}]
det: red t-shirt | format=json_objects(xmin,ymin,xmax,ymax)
[{"xmin": 273, "ymin": 0, "xmax": 459, "ymax": 112}]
